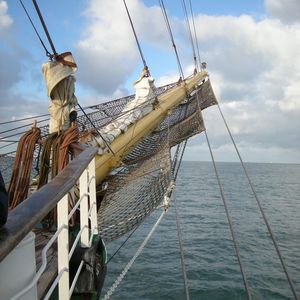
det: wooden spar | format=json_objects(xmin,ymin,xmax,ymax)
[{"xmin": 94, "ymin": 70, "xmax": 207, "ymax": 185}]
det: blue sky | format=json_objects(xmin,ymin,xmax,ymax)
[{"xmin": 1, "ymin": 0, "xmax": 300, "ymax": 163}]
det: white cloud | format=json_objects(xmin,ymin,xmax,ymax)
[
  {"xmin": 265, "ymin": 0, "xmax": 300, "ymax": 24},
  {"xmin": 0, "ymin": 0, "xmax": 12, "ymax": 35},
  {"xmin": 75, "ymin": 0, "xmax": 168, "ymax": 95},
  {"xmin": 188, "ymin": 12, "xmax": 300, "ymax": 162}
]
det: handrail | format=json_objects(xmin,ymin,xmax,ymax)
[{"xmin": 0, "ymin": 147, "xmax": 98, "ymax": 263}]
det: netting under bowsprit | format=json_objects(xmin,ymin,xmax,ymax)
[
  {"xmin": 97, "ymin": 148, "xmax": 172, "ymax": 243},
  {"xmin": 97, "ymin": 79, "xmax": 218, "ymax": 243}
]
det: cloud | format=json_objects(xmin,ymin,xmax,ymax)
[
  {"xmin": 0, "ymin": 0, "xmax": 12, "ymax": 35},
  {"xmin": 265, "ymin": 0, "xmax": 300, "ymax": 24},
  {"xmin": 75, "ymin": 0, "xmax": 169, "ymax": 95},
  {"xmin": 0, "ymin": 1, "xmax": 47, "ymax": 125},
  {"xmin": 189, "ymin": 12, "xmax": 300, "ymax": 162}
]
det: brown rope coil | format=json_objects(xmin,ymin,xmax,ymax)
[{"xmin": 8, "ymin": 127, "xmax": 41, "ymax": 209}]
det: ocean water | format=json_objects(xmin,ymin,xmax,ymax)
[{"xmin": 101, "ymin": 162, "xmax": 300, "ymax": 300}]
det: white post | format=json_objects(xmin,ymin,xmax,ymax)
[
  {"xmin": 88, "ymin": 158, "xmax": 98, "ymax": 235},
  {"xmin": 57, "ymin": 194, "xmax": 69, "ymax": 300},
  {"xmin": 80, "ymin": 168, "xmax": 89, "ymax": 247}
]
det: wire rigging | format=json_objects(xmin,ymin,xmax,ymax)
[
  {"xmin": 18, "ymin": 0, "xmax": 51, "ymax": 57},
  {"xmin": 173, "ymin": 190, "xmax": 190, "ymax": 300},
  {"xmin": 204, "ymin": 129, "xmax": 252, "ymax": 299},
  {"xmin": 31, "ymin": 0, "xmax": 57, "ymax": 56},
  {"xmin": 216, "ymin": 103, "xmax": 299, "ymax": 300},
  {"xmin": 158, "ymin": 0, "xmax": 185, "ymax": 79},
  {"xmin": 188, "ymin": 0, "xmax": 201, "ymax": 67},
  {"xmin": 181, "ymin": 0, "xmax": 198, "ymax": 70},
  {"xmin": 122, "ymin": 0, "xmax": 147, "ymax": 69},
  {"xmin": 101, "ymin": 211, "xmax": 166, "ymax": 300}
]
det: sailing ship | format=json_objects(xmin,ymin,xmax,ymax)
[{"xmin": 0, "ymin": 1, "xmax": 298, "ymax": 300}]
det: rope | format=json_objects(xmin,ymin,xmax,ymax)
[
  {"xmin": 77, "ymin": 103, "xmax": 115, "ymax": 155},
  {"xmin": 106, "ymin": 225, "xmax": 139, "ymax": 264},
  {"xmin": 0, "ymin": 118, "xmax": 48, "ymax": 135},
  {"xmin": 204, "ymin": 130, "xmax": 252, "ymax": 300},
  {"xmin": 57, "ymin": 125, "xmax": 79, "ymax": 172},
  {"xmin": 101, "ymin": 211, "xmax": 165, "ymax": 300},
  {"xmin": 188, "ymin": 0, "xmax": 201, "ymax": 67},
  {"xmin": 19, "ymin": 0, "xmax": 51, "ymax": 57},
  {"xmin": 0, "ymin": 113, "xmax": 49, "ymax": 125},
  {"xmin": 216, "ymin": 103, "xmax": 299, "ymax": 300},
  {"xmin": 8, "ymin": 127, "xmax": 41, "ymax": 209},
  {"xmin": 32, "ymin": 0, "xmax": 57, "ymax": 56},
  {"xmin": 158, "ymin": 0, "xmax": 185, "ymax": 79},
  {"xmin": 181, "ymin": 0, "xmax": 197, "ymax": 71},
  {"xmin": 37, "ymin": 132, "xmax": 58, "ymax": 189},
  {"xmin": 173, "ymin": 190, "xmax": 190, "ymax": 300},
  {"xmin": 122, "ymin": 0, "xmax": 147, "ymax": 68},
  {"xmin": 174, "ymin": 140, "xmax": 188, "ymax": 180}
]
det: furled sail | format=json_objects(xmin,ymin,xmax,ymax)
[
  {"xmin": 42, "ymin": 52, "xmax": 78, "ymax": 133},
  {"xmin": 97, "ymin": 78, "xmax": 218, "ymax": 243}
]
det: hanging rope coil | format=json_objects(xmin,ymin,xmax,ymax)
[
  {"xmin": 57, "ymin": 125, "xmax": 79, "ymax": 172},
  {"xmin": 8, "ymin": 126, "xmax": 41, "ymax": 209}
]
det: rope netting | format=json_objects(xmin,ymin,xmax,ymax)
[{"xmin": 97, "ymin": 79, "xmax": 217, "ymax": 243}]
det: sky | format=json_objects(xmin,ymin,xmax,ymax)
[{"xmin": 0, "ymin": 0, "xmax": 300, "ymax": 163}]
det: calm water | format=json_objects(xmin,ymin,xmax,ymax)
[{"xmin": 101, "ymin": 162, "xmax": 300, "ymax": 299}]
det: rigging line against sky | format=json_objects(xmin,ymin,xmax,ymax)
[{"xmin": 0, "ymin": 0, "xmax": 300, "ymax": 163}]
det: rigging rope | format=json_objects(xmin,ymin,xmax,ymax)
[
  {"xmin": 204, "ymin": 129, "xmax": 252, "ymax": 300},
  {"xmin": 188, "ymin": 0, "xmax": 202, "ymax": 67},
  {"xmin": 101, "ymin": 211, "xmax": 165, "ymax": 300},
  {"xmin": 181, "ymin": 0, "xmax": 197, "ymax": 71},
  {"xmin": 158, "ymin": 0, "xmax": 184, "ymax": 79},
  {"xmin": 106, "ymin": 225, "xmax": 139, "ymax": 264},
  {"xmin": 0, "ymin": 118, "xmax": 49, "ymax": 136},
  {"xmin": 0, "ymin": 113, "xmax": 49, "ymax": 125},
  {"xmin": 31, "ymin": 0, "xmax": 57, "ymax": 57},
  {"xmin": 122, "ymin": 0, "xmax": 147, "ymax": 69},
  {"xmin": 77, "ymin": 103, "xmax": 115, "ymax": 155},
  {"xmin": 216, "ymin": 103, "xmax": 299, "ymax": 300},
  {"xmin": 173, "ymin": 190, "xmax": 190, "ymax": 300},
  {"xmin": 19, "ymin": 0, "xmax": 51, "ymax": 57}
]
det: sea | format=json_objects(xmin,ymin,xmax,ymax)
[{"xmin": 101, "ymin": 161, "xmax": 300, "ymax": 300}]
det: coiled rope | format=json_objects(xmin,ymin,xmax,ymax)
[{"xmin": 8, "ymin": 126, "xmax": 41, "ymax": 209}]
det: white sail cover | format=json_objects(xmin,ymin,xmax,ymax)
[
  {"xmin": 42, "ymin": 53, "xmax": 78, "ymax": 133},
  {"xmin": 93, "ymin": 69, "xmax": 157, "ymax": 153}
]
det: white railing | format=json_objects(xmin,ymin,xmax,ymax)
[{"xmin": 11, "ymin": 157, "xmax": 98, "ymax": 300}]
